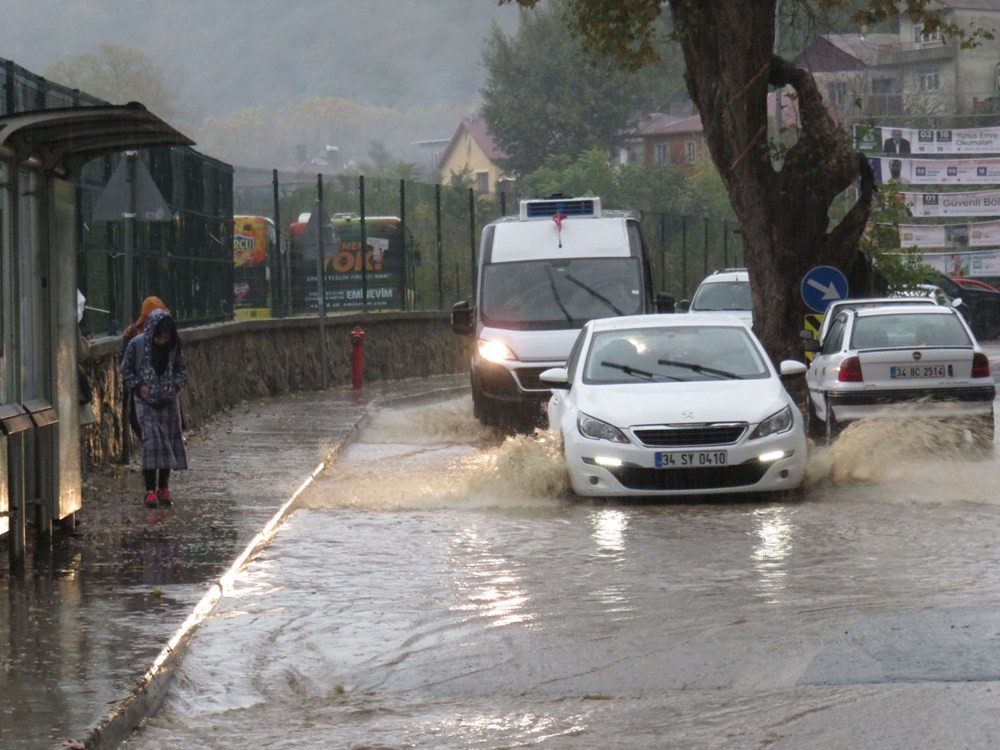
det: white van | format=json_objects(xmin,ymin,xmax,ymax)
[{"xmin": 451, "ymin": 196, "xmax": 673, "ymax": 429}]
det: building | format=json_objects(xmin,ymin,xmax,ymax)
[
  {"xmin": 627, "ymin": 94, "xmax": 799, "ymax": 168},
  {"xmin": 437, "ymin": 116, "xmax": 511, "ymax": 193},
  {"xmin": 797, "ymin": 2, "xmax": 1000, "ymax": 120}
]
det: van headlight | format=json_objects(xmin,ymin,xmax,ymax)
[
  {"xmin": 577, "ymin": 412, "xmax": 629, "ymax": 443},
  {"xmin": 478, "ymin": 339, "xmax": 516, "ymax": 363},
  {"xmin": 749, "ymin": 405, "xmax": 794, "ymax": 440}
]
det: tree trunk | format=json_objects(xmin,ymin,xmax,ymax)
[{"xmin": 669, "ymin": 0, "xmax": 875, "ymax": 362}]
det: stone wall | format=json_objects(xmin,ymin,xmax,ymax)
[{"xmin": 81, "ymin": 312, "xmax": 469, "ymax": 470}]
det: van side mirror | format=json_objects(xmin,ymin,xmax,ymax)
[
  {"xmin": 451, "ymin": 301, "xmax": 474, "ymax": 336},
  {"xmin": 655, "ymin": 292, "xmax": 675, "ymax": 313},
  {"xmin": 676, "ymin": 299, "xmax": 690, "ymax": 312}
]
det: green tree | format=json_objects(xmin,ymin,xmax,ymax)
[
  {"xmin": 503, "ymin": 0, "xmax": 991, "ymax": 361},
  {"xmin": 481, "ymin": 4, "xmax": 684, "ymax": 176},
  {"xmin": 44, "ymin": 43, "xmax": 176, "ymax": 119}
]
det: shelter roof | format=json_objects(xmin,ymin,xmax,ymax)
[{"xmin": 0, "ymin": 102, "xmax": 194, "ymax": 174}]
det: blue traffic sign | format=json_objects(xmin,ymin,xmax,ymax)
[{"xmin": 801, "ymin": 265, "xmax": 849, "ymax": 313}]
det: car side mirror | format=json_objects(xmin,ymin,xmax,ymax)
[
  {"xmin": 676, "ymin": 299, "xmax": 690, "ymax": 312},
  {"xmin": 450, "ymin": 300, "xmax": 474, "ymax": 336},
  {"xmin": 540, "ymin": 367, "xmax": 570, "ymax": 390},
  {"xmin": 779, "ymin": 360, "xmax": 808, "ymax": 378},
  {"xmin": 655, "ymin": 292, "xmax": 676, "ymax": 313}
]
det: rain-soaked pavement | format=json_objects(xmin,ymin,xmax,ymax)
[{"xmin": 6, "ymin": 363, "xmax": 1000, "ymax": 749}]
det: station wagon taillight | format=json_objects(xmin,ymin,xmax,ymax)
[
  {"xmin": 972, "ymin": 352, "xmax": 991, "ymax": 378},
  {"xmin": 838, "ymin": 356, "xmax": 863, "ymax": 382}
]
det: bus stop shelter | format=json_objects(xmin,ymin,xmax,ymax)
[{"xmin": 0, "ymin": 102, "xmax": 193, "ymax": 573}]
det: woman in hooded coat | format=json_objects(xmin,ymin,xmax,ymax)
[
  {"xmin": 121, "ymin": 308, "xmax": 188, "ymax": 507},
  {"xmin": 120, "ymin": 296, "xmax": 171, "ymax": 439}
]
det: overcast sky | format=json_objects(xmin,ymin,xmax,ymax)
[{"xmin": 1, "ymin": 0, "xmax": 521, "ymax": 129}]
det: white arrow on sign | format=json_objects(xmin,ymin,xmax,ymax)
[{"xmin": 807, "ymin": 278, "xmax": 842, "ymax": 300}]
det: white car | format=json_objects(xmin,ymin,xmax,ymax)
[
  {"xmin": 811, "ymin": 295, "xmax": 941, "ymax": 348},
  {"xmin": 803, "ymin": 304, "xmax": 995, "ymax": 448},
  {"xmin": 682, "ymin": 268, "xmax": 753, "ymax": 326},
  {"xmin": 540, "ymin": 314, "xmax": 808, "ymax": 498}
]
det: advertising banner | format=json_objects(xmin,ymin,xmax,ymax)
[
  {"xmin": 902, "ymin": 189, "xmax": 1000, "ymax": 217},
  {"xmin": 855, "ymin": 125, "xmax": 1000, "ymax": 155},
  {"xmin": 893, "ymin": 220, "xmax": 1000, "ymax": 249},
  {"xmin": 897, "ymin": 224, "xmax": 947, "ymax": 248},
  {"xmin": 969, "ymin": 221, "xmax": 1000, "ymax": 247},
  {"xmin": 233, "ymin": 215, "xmax": 272, "ymax": 318},
  {"xmin": 288, "ymin": 215, "xmax": 408, "ymax": 313},
  {"xmin": 918, "ymin": 249, "xmax": 1000, "ymax": 277},
  {"xmin": 870, "ymin": 156, "xmax": 1000, "ymax": 185}
]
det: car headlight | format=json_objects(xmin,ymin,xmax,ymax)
[
  {"xmin": 577, "ymin": 412, "xmax": 629, "ymax": 443},
  {"xmin": 749, "ymin": 405, "xmax": 794, "ymax": 440},
  {"xmin": 478, "ymin": 339, "xmax": 516, "ymax": 363}
]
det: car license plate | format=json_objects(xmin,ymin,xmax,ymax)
[
  {"xmin": 656, "ymin": 450, "xmax": 728, "ymax": 468},
  {"xmin": 890, "ymin": 365, "xmax": 948, "ymax": 379}
]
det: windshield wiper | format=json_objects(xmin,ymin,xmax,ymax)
[
  {"xmin": 564, "ymin": 274, "xmax": 625, "ymax": 315},
  {"xmin": 656, "ymin": 358, "xmax": 743, "ymax": 380},
  {"xmin": 601, "ymin": 361, "xmax": 682, "ymax": 381},
  {"xmin": 545, "ymin": 265, "xmax": 574, "ymax": 323}
]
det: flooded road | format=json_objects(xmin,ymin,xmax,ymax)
[{"xmin": 122, "ymin": 396, "xmax": 1000, "ymax": 749}]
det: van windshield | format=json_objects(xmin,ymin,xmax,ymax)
[{"xmin": 481, "ymin": 258, "xmax": 643, "ymax": 329}]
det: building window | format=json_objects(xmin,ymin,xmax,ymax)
[
  {"xmin": 655, "ymin": 144, "xmax": 668, "ymax": 164},
  {"xmin": 913, "ymin": 24, "xmax": 941, "ymax": 45},
  {"xmin": 475, "ymin": 171, "xmax": 489, "ymax": 193},
  {"xmin": 827, "ymin": 81, "xmax": 847, "ymax": 108},
  {"xmin": 918, "ymin": 69, "xmax": 940, "ymax": 92},
  {"xmin": 685, "ymin": 141, "xmax": 697, "ymax": 163}
]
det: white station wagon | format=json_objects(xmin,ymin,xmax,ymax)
[
  {"xmin": 803, "ymin": 304, "xmax": 995, "ymax": 449},
  {"xmin": 541, "ymin": 314, "xmax": 808, "ymax": 498}
]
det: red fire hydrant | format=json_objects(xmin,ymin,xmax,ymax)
[{"xmin": 350, "ymin": 326, "xmax": 366, "ymax": 389}]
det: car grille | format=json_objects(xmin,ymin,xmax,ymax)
[
  {"xmin": 830, "ymin": 385, "xmax": 996, "ymax": 406},
  {"xmin": 513, "ymin": 367, "xmax": 551, "ymax": 392},
  {"xmin": 632, "ymin": 423, "xmax": 747, "ymax": 447},
  {"xmin": 610, "ymin": 462, "xmax": 768, "ymax": 491}
]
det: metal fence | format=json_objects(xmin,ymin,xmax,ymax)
[{"xmin": 233, "ymin": 171, "xmax": 742, "ymax": 318}]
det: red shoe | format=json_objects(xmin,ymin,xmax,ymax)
[
  {"xmin": 143, "ymin": 491, "xmax": 158, "ymax": 508},
  {"xmin": 158, "ymin": 488, "xmax": 172, "ymax": 505}
]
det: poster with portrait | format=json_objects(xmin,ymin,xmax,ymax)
[
  {"xmin": 855, "ymin": 124, "xmax": 1000, "ymax": 155},
  {"xmin": 870, "ymin": 156, "xmax": 1000, "ymax": 185}
]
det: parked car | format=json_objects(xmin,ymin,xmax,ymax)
[
  {"xmin": 802, "ymin": 304, "xmax": 995, "ymax": 449},
  {"xmin": 540, "ymin": 313, "xmax": 807, "ymax": 498},
  {"xmin": 811, "ymin": 296, "xmax": 941, "ymax": 349},
  {"xmin": 678, "ymin": 268, "xmax": 753, "ymax": 326},
  {"xmin": 930, "ymin": 274, "xmax": 1000, "ymax": 341},
  {"xmin": 950, "ymin": 276, "xmax": 1000, "ymax": 294}
]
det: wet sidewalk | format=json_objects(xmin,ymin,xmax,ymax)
[{"xmin": 0, "ymin": 374, "xmax": 468, "ymax": 750}]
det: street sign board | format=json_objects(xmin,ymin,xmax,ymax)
[{"xmin": 801, "ymin": 265, "xmax": 849, "ymax": 313}]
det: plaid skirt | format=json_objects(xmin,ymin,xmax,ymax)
[{"xmin": 134, "ymin": 396, "xmax": 188, "ymax": 471}]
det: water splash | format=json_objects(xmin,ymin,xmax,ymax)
[
  {"xmin": 299, "ymin": 398, "xmax": 570, "ymax": 511},
  {"xmin": 804, "ymin": 415, "xmax": 1000, "ymax": 505}
]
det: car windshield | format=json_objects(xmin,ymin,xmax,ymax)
[
  {"xmin": 584, "ymin": 325, "xmax": 769, "ymax": 383},
  {"xmin": 480, "ymin": 258, "xmax": 643, "ymax": 329},
  {"xmin": 850, "ymin": 312, "xmax": 972, "ymax": 349},
  {"xmin": 690, "ymin": 280, "xmax": 751, "ymax": 311}
]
